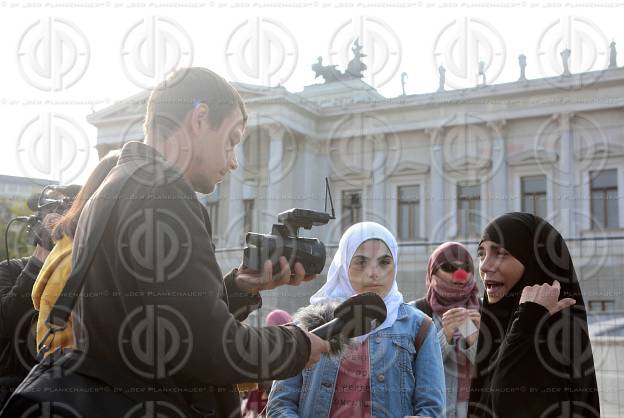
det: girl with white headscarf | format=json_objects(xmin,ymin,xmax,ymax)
[{"xmin": 268, "ymin": 222, "xmax": 445, "ymax": 418}]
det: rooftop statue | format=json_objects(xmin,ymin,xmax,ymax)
[
  {"xmin": 609, "ymin": 41, "xmax": 617, "ymax": 69},
  {"xmin": 311, "ymin": 39, "xmax": 367, "ymax": 83},
  {"xmin": 478, "ymin": 60, "xmax": 486, "ymax": 86},
  {"xmin": 437, "ymin": 65, "xmax": 446, "ymax": 92},
  {"xmin": 561, "ymin": 48, "xmax": 572, "ymax": 76},
  {"xmin": 311, "ymin": 56, "xmax": 344, "ymax": 83},
  {"xmin": 345, "ymin": 38, "xmax": 367, "ymax": 79},
  {"xmin": 401, "ymin": 72, "xmax": 408, "ymax": 96},
  {"xmin": 518, "ymin": 54, "xmax": 527, "ymax": 81}
]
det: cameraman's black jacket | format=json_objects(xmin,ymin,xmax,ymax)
[
  {"xmin": 72, "ymin": 141, "xmax": 310, "ymax": 417},
  {"xmin": 0, "ymin": 256, "xmax": 41, "ymax": 384}
]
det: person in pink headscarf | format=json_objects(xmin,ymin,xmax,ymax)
[
  {"xmin": 409, "ymin": 242, "xmax": 481, "ymax": 418},
  {"xmin": 242, "ymin": 309, "xmax": 293, "ymax": 418}
]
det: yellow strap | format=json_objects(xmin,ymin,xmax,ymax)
[{"xmin": 237, "ymin": 382, "xmax": 259, "ymax": 393}]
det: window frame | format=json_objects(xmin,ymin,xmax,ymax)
[
  {"xmin": 340, "ymin": 189, "xmax": 363, "ymax": 233},
  {"xmin": 589, "ymin": 168, "xmax": 619, "ymax": 230},
  {"xmin": 520, "ymin": 174, "xmax": 548, "ymax": 219},
  {"xmin": 397, "ymin": 184, "xmax": 422, "ymax": 241},
  {"xmin": 456, "ymin": 182, "xmax": 481, "ymax": 239}
]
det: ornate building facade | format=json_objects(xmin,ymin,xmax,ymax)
[{"xmin": 87, "ymin": 64, "xmax": 624, "ymax": 319}]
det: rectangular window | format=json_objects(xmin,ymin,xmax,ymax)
[
  {"xmin": 590, "ymin": 169, "xmax": 619, "ymax": 229},
  {"xmin": 341, "ymin": 190, "xmax": 362, "ymax": 233},
  {"xmin": 398, "ymin": 185, "xmax": 420, "ymax": 240},
  {"xmin": 457, "ymin": 184, "xmax": 480, "ymax": 237},
  {"xmin": 243, "ymin": 199, "xmax": 254, "ymax": 236},
  {"xmin": 588, "ymin": 300, "xmax": 616, "ymax": 312},
  {"xmin": 521, "ymin": 175, "xmax": 547, "ymax": 219}
]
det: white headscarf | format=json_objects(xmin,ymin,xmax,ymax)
[{"xmin": 310, "ymin": 222, "xmax": 404, "ymax": 334}]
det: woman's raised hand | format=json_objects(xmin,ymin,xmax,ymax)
[
  {"xmin": 465, "ymin": 310, "xmax": 480, "ymax": 346},
  {"xmin": 519, "ymin": 280, "xmax": 576, "ymax": 315},
  {"xmin": 441, "ymin": 307, "xmax": 468, "ymax": 342}
]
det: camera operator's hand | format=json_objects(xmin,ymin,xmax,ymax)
[
  {"xmin": 235, "ymin": 256, "xmax": 317, "ymax": 293},
  {"xmin": 32, "ymin": 245, "xmax": 50, "ymax": 263},
  {"xmin": 32, "ymin": 213, "xmax": 61, "ymax": 262},
  {"xmin": 304, "ymin": 330, "xmax": 330, "ymax": 369}
]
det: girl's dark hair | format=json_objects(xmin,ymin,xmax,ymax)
[{"xmin": 52, "ymin": 151, "xmax": 120, "ymax": 241}]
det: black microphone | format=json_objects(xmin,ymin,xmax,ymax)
[
  {"xmin": 310, "ymin": 292, "xmax": 387, "ymax": 340},
  {"xmin": 292, "ymin": 293, "xmax": 387, "ymax": 354},
  {"xmin": 27, "ymin": 194, "xmax": 40, "ymax": 212}
]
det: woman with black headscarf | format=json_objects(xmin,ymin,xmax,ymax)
[{"xmin": 468, "ymin": 212, "xmax": 600, "ymax": 418}]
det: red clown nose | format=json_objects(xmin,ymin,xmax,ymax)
[{"xmin": 452, "ymin": 268, "xmax": 469, "ymax": 283}]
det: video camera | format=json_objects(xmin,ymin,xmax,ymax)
[
  {"xmin": 23, "ymin": 185, "xmax": 80, "ymax": 250},
  {"xmin": 242, "ymin": 179, "xmax": 336, "ymax": 275}
]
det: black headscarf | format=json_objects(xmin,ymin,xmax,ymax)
[{"xmin": 468, "ymin": 213, "xmax": 600, "ymax": 418}]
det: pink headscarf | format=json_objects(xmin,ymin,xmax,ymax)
[
  {"xmin": 426, "ymin": 242, "xmax": 480, "ymax": 402},
  {"xmin": 425, "ymin": 242, "xmax": 480, "ymax": 316},
  {"xmin": 427, "ymin": 242, "xmax": 479, "ymax": 401},
  {"xmin": 265, "ymin": 309, "xmax": 292, "ymax": 326}
]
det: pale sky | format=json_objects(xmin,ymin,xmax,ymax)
[{"xmin": 0, "ymin": 0, "xmax": 621, "ymax": 185}]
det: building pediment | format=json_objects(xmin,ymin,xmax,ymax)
[
  {"xmin": 443, "ymin": 155, "xmax": 492, "ymax": 172},
  {"xmin": 391, "ymin": 160, "xmax": 430, "ymax": 176},
  {"xmin": 507, "ymin": 149, "xmax": 558, "ymax": 166},
  {"xmin": 578, "ymin": 142, "xmax": 624, "ymax": 161},
  {"xmin": 87, "ymin": 81, "xmax": 280, "ymax": 126},
  {"xmin": 329, "ymin": 171, "xmax": 373, "ymax": 186},
  {"xmin": 87, "ymin": 90, "xmax": 149, "ymax": 125}
]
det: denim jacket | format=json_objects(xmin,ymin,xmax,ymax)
[{"xmin": 267, "ymin": 304, "xmax": 446, "ymax": 418}]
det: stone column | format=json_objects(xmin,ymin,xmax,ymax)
[
  {"xmin": 555, "ymin": 112, "xmax": 576, "ymax": 239},
  {"xmin": 487, "ymin": 120, "xmax": 507, "ymax": 218},
  {"xmin": 427, "ymin": 127, "xmax": 446, "ymax": 243},
  {"xmin": 266, "ymin": 124, "xmax": 285, "ymax": 217},
  {"xmin": 371, "ymin": 134, "xmax": 387, "ymax": 221}
]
